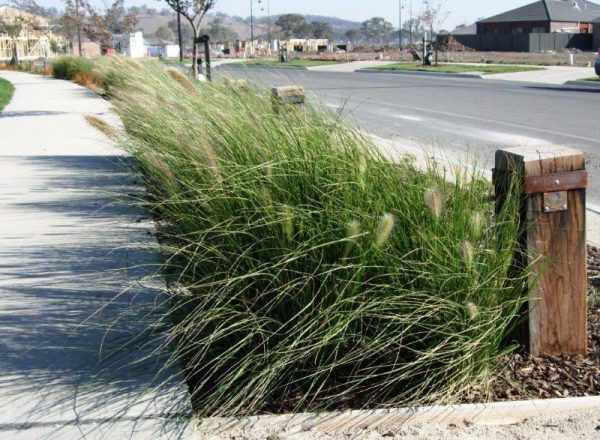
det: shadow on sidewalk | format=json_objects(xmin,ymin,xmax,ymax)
[{"xmin": 0, "ymin": 155, "xmax": 191, "ymax": 439}]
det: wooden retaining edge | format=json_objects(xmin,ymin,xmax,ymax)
[{"xmin": 197, "ymin": 396, "xmax": 600, "ymax": 433}]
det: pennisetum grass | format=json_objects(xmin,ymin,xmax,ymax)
[{"xmin": 91, "ymin": 57, "xmax": 529, "ymax": 417}]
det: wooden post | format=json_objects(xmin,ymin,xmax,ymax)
[
  {"xmin": 271, "ymin": 86, "xmax": 305, "ymax": 113},
  {"xmin": 494, "ymin": 146, "xmax": 588, "ymax": 356}
]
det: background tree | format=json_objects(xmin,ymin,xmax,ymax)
[
  {"xmin": 310, "ymin": 20, "xmax": 332, "ymax": 39},
  {"xmin": 155, "ymin": 25, "xmax": 174, "ymax": 41},
  {"xmin": 344, "ymin": 28, "xmax": 363, "ymax": 46},
  {"xmin": 275, "ymin": 13, "xmax": 307, "ymax": 38},
  {"xmin": 360, "ymin": 17, "xmax": 393, "ymax": 46},
  {"xmin": 168, "ymin": 16, "xmax": 193, "ymax": 43},
  {"xmin": 200, "ymin": 17, "xmax": 238, "ymax": 42},
  {"xmin": 83, "ymin": 0, "xmax": 138, "ymax": 52},
  {"xmin": 402, "ymin": 17, "xmax": 424, "ymax": 45},
  {"xmin": 161, "ymin": 0, "xmax": 215, "ymax": 75}
]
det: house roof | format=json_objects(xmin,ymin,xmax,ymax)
[
  {"xmin": 478, "ymin": 0, "xmax": 600, "ymax": 24},
  {"xmin": 451, "ymin": 23, "xmax": 477, "ymax": 35}
]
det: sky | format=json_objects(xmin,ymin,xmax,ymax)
[{"xmin": 33, "ymin": 0, "xmax": 533, "ymax": 30}]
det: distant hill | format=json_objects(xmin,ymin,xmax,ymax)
[{"xmin": 134, "ymin": 11, "xmax": 362, "ymax": 42}]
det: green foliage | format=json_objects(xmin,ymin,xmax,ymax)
[
  {"xmin": 361, "ymin": 17, "xmax": 394, "ymax": 45},
  {"xmin": 0, "ymin": 77, "xmax": 14, "ymax": 111},
  {"xmin": 51, "ymin": 56, "xmax": 93, "ymax": 80},
  {"xmin": 94, "ymin": 57, "xmax": 529, "ymax": 417}
]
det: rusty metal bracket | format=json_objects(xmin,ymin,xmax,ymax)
[
  {"xmin": 543, "ymin": 191, "xmax": 568, "ymax": 213},
  {"xmin": 524, "ymin": 171, "xmax": 588, "ymax": 195}
]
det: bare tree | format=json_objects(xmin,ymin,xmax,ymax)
[
  {"xmin": 62, "ymin": 0, "xmax": 137, "ymax": 55},
  {"xmin": 420, "ymin": 0, "xmax": 449, "ymax": 40},
  {"xmin": 161, "ymin": 0, "xmax": 215, "ymax": 75}
]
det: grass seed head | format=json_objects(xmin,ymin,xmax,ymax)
[
  {"xmin": 470, "ymin": 212, "xmax": 484, "ymax": 240},
  {"xmin": 375, "ymin": 213, "xmax": 395, "ymax": 249},
  {"xmin": 465, "ymin": 302, "xmax": 479, "ymax": 320},
  {"xmin": 84, "ymin": 115, "xmax": 117, "ymax": 140},
  {"xmin": 424, "ymin": 188, "xmax": 444, "ymax": 220},
  {"xmin": 282, "ymin": 205, "xmax": 294, "ymax": 242},
  {"xmin": 168, "ymin": 69, "xmax": 198, "ymax": 94},
  {"xmin": 343, "ymin": 220, "xmax": 362, "ymax": 259},
  {"xmin": 461, "ymin": 240, "xmax": 474, "ymax": 268}
]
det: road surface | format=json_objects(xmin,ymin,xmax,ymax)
[{"xmin": 217, "ymin": 67, "xmax": 600, "ymax": 203}]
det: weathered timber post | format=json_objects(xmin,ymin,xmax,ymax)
[
  {"xmin": 494, "ymin": 146, "xmax": 588, "ymax": 356},
  {"xmin": 271, "ymin": 86, "xmax": 305, "ymax": 113}
]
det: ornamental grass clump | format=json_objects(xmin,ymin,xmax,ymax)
[{"xmin": 94, "ymin": 57, "xmax": 528, "ymax": 416}]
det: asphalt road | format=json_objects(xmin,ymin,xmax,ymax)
[{"xmin": 217, "ymin": 66, "xmax": 600, "ymax": 203}]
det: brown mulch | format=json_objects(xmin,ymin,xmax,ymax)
[{"xmin": 469, "ymin": 246, "xmax": 600, "ymax": 402}]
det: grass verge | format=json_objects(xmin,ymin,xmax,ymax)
[
  {"xmin": 0, "ymin": 77, "xmax": 14, "ymax": 111},
  {"xmin": 369, "ymin": 63, "xmax": 544, "ymax": 75},
  {"xmin": 229, "ymin": 58, "xmax": 343, "ymax": 68},
  {"xmin": 91, "ymin": 56, "xmax": 529, "ymax": 417},
  {"xmin": 583, "ymin": 77, "xmax": 600, "ymax": 82}
]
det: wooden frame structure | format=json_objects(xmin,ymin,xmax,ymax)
[{"xmin": 0, "ymin": 33, "xmax": 56, "ymax": 61}]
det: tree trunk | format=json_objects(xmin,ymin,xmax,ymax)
[
  {"xmin": 192, "ymin": 36, "xmax": 198, "ymax": 76},
  {"xmin": 177, "ymin": 11, "xmax": 183, "ymax": 62}
]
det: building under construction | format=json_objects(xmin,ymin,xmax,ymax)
[{"xmin": 0, "ymin": 6, "xmax": 62, "ymax": 61}]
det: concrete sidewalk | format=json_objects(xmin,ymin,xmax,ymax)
[
  {"xmin": 486, "ymin": 65, "xmax": 595, "ymax": 84},
  {"xmin": 308, "ymin": 60, "xmax": 396, "ymax": 72},
  {"xmin": 0, "ymin": 72, "xmax": 195, "ymax": 439}
]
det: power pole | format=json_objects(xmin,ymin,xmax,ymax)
[
  {"xmin": 399, "ymin": 0, "xmax": 402, "ymax": 50},
  {"xmin": 267, "ymin": 0, "xmax": 271, "ymax": 51},
  {"xmin": 250, "ymin": 0, "xmax": 254, "ymax": 55},
  {"xmin": 409, "ymin": 0, "xmax": 413, "ymax": 46},
  {"xmin": 75, "ymin": 0, "xmax": 82, "ymax": 57}
]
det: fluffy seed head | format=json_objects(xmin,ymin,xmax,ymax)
[
  {"xmin": 85, "ymin": 115, "xmax": 118, "ymax": 140},
  {"xmin": 424, "ymin": 188, "xmax": 444, "ymax": 219},
  {"xmin": 168, "ymin": 69, "xmax": 198, "ymax": 94},
  {"xmin": 343, "ymin": 220, "xmax": 361, "ymax": 259},
  {"xmin": 465, "ymin": 302, "xmax": 479, "ymax": 320},
  {"xmin": 282, "ymin": 205, "xmax": 294, "ymax": 242},
  {"xmin": 375, "ymin": 213, "xmax": 395, "ymax": 248},
  {"xmin": 470, "ymin": 212, "xmax": 484, "ymax": 240},
  {"xmin": 461, "ymin": 240, "xmax": 474, "ymax": 268}
]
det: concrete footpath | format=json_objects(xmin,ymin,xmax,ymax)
[
  {"xmin": 486, "ymin": 65, "xmax": 595, "ymax": 84},
  {"xmin": 0, "ymin": 72, "xmax": 195, "ymax": 439}
]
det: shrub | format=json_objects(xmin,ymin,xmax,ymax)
[
  {"xmin": 51, "ymin": 56, "xmax": 93, "ymax": 80},
  {"xmin": 73, "ymin": 71, "xmax": 100, "ymax": 87},
  {"xmin": 93, "ymin": 57, "xmax": 528, "ymax": 417}
]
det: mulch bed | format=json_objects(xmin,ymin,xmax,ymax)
[{"xmin": 475, "ymin": 246, "xmax": 600, "ymax": 402}]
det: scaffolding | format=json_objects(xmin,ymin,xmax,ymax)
[
  {"xmin": 0, "ymin": 32, "xmax": 57, "ymax": 60},
  {"xmin": 0, "ymin": 7, "xmax": 61, "ymax": 61}
]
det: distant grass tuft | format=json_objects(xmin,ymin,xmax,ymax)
[
  {"xmin": 92, "ymin": 56, "xmax": 529, "ymax": 417},
  {"xmin": 0, "ymin": 77, "xmax": 14, "ymax": 111},
  {"xmin": 52, "ymin": 56, "xmax": 94, "ymax": 81}
]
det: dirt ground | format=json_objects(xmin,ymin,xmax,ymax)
[{"xmin": 293, "ymin": 49, "xmax": 597, "ymax": 67}]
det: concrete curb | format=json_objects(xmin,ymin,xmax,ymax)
[
  {"xmin": 356, "ymin": 68, "xmax": 485, "ymax": 79},
  {"xmin": 563, "ymin": 80, "xmax": 600, "ymax": 88},
  {"xmin": 219, "ymin": 64, "xmax": 309, "ymax": 70},
  {"xmin": 198, "ymin": 396, "xmax": 600, "ymax": 434}
]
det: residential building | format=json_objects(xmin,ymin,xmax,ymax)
[{"xmin": 477, "ymin": 0, "xmax": 600, "ymax": 35}]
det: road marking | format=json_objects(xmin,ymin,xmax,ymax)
[{"xmin": 394, "ymin": 114, "xmax": 423, "ymax": 122}]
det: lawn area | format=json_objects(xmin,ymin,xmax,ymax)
[
  {"xmin": 0, "ymin": 77, "xmax": 14, "ymax": 111},
  {"xmin": 162, "ymin": 57, "xmax": 193, "ymax": 65},
  {"xmin": 583, "ymin": 77, "xmax": 600, "ymax": 82},
  {"xmin": 231, "ymin": 58, "xmax": 343, "ymax": 68},
  {"xmin": 369, "ymin": 62, "xmax": 545, "ymax": 75}
]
